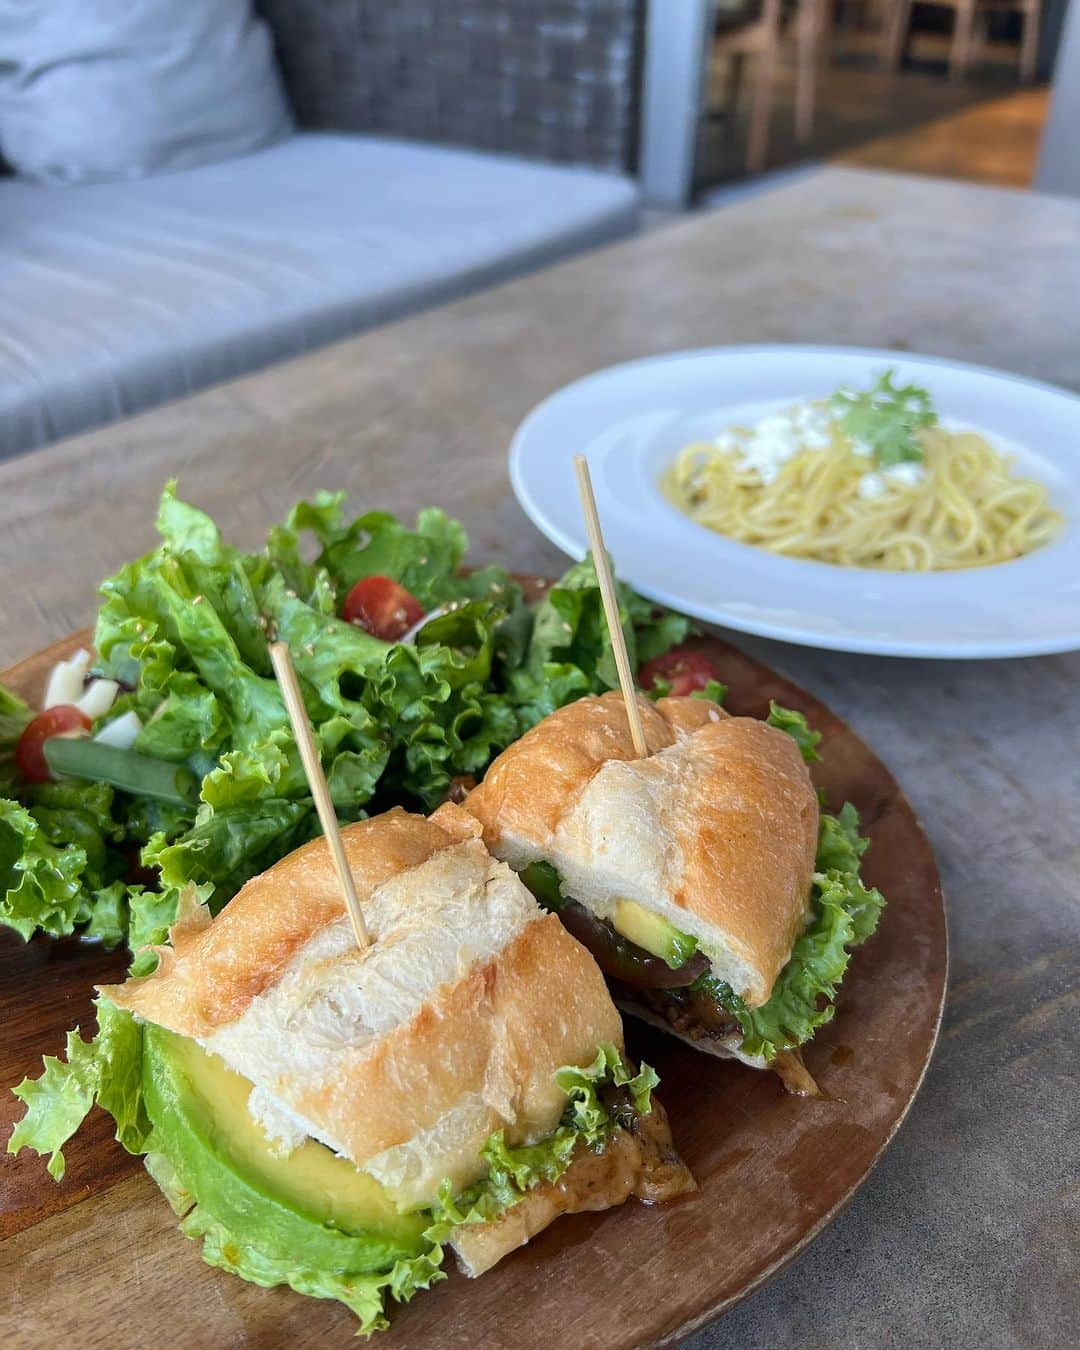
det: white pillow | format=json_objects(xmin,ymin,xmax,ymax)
[{"xmin": 0, "ymin": 0, "xmax": 293, "ymax": 183}]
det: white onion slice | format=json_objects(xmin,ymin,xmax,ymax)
[
  {"xmin": 43, "ymin": 649, "xmax": 92, "ymax": 709},
  {"xmin": 398, "ymin": 600, "xmax": 479, "ymax": 645},
  {"xmin": 76, "ymin": 679, "xmax": 120, "ymax": 720},
  {"xmin": 399, "ymin": 604, "xmax": 451, "ymax": 645},
  {"xmin": 93, "ymin": 710, "xmax": 143, "ymax": 750}
]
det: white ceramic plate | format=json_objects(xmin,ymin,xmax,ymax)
[{"xmin": 509, "ymin": 345, "xmax": 1080, "ymax": 658}]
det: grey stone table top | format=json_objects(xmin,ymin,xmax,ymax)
[{"xmin": 0, "ymin": 166, "xmax": 1076, "ymax": 1348}]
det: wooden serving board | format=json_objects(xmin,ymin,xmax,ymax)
[{"xmin": 0, "ymin": 621, "xmax": 946, "ymax": 1349}]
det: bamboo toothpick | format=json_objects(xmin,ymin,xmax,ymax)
[
  {"xmin": 573, "ymin": 454, "xmax": 649, "ymax": 759},
  {"xmin": 269, "ymin": 641, "xmax": 370, "ymax": 951}
]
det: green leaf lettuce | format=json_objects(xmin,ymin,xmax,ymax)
[
  {"xmin": 1, "ymin": 487, "xmax": 691, "ymax": 951},
  {"xmin": 8, "ymin": 998, "xmax": 149, "ymax": 1179}
]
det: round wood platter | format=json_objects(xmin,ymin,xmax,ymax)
[{"xmin": 0, "ymin": 612, "xmax": 947, "ymax": 1349}]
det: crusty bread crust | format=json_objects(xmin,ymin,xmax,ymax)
[
  {"xmin": 662, "ymin": 714, "xmax": 817, "ymax": 1002},
  {"xmin": 102, "ymin": 803, "xmax": 479, "ymax": 1036},
  {"xmin": 467, "ymin": 691, "xmax": 723, "ymax": 858},
  {"xmin": 294, "ymin": 912, "xmax": 622, "ymax": 1198},
  {"xmin": 465, "ymin": 692, "xmax": 818, "ymax": 1006},
  {"xmin": 465, "ymin": 693, "xmax": 722, "ymax": 862}
]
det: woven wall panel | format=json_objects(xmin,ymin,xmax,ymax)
[{"xmin": 257, "ymin": 1, "xmax": 641, "ymax": 172}]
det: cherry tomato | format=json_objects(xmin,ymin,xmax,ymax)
[
  {"xmin": 342, "ymin": 575, "xmax": 425, "ymax": 642},
  {"xmin": 638, "ymin": 647, "xmax": 720, "ymax": 697},
  {"xmin": 15, "ymin": 705, "xmax": 93, "ymax": 783}
]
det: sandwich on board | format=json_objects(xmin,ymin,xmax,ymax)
[
  {"xmin": 9, "ymin": 802, "xmax": 693, "ymax": 1332},
  {"xmin": 465, "ymin": 689, "xmax": 885, "ymax": 1087}
]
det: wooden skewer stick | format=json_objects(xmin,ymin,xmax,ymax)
[
  {"xmin": 573, "ymin": 454, "xmax": 649, "ymax": 759},
  {"xmin": 269, "ymin": 641, "xmax": 371, "ymax": 951}
]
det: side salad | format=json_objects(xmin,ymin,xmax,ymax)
[{"xmin": 0, "ymin": 484, "xmax": 690, "ymax": 956}]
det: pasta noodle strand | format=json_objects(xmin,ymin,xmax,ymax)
[{"xmin": 663, "ymin": 421, "xmax": 1060, "ymax": 571}]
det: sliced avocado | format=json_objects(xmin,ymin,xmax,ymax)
[
  {"xmin": 142, "ymin": 1024, "xmax": 428, "ymax": 1270},
  {"xmin": 613, "ymin": 898, "xmax": 698, "ymax": 970}
]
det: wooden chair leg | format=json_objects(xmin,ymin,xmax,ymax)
[
  {"xmin": 1019, "ymin": 2, "xmax": 1041, "ymax": 82},
  {"xmin": 883, "ymin": 0, "xmax": 914, "ymax": 70},
  {"xmin": 950, "ymin": 0, "xmax": 978, "ymax": 81},
  {"xmin": 747, "ymin": 41, "xmax": 778, "ymax": 174},
  {"xmin": 817, "ymin": 0, "xmax": 834, "ymax": 68},
  {"xmin": 728, "ymin": 51, "xmax": 746, "ymax": 137},
  {"xmin": 795, "ymin": 0, "xmax": 824, "ymax": 144},
  {"xmin": 967, "ymin": 8, "xmax": 987, "ymax": 69}
]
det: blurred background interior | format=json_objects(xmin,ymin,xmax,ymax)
[
  {"xmin": 1, "ymin": 0, "xmax": 1077, "ymax": 460},
  {"xmin": 695, "ymin": 0, "xmax": 1058, "ymax": 190}
]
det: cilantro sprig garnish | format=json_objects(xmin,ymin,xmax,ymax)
[{"xmin": 831, "ymin": 370, "xmax": 938, "ymax": 468}]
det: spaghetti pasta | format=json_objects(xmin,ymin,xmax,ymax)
[{"xmin": 663, "ymin": 410, "xmax": 1061, "ymax": 572}]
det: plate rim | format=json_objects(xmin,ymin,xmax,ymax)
[{"xmin": 509, "ymin": 342, "xmax": 1080, "ymax": 659}]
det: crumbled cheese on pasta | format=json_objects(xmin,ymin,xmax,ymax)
[
  {"xmin": 858, "ymin": 461, "xmax": 927, "ymax": 499},
  {"xmin": 857, "ymin": 473, "xmax": 887, "ymax": 500},
  {"xmin": 717, "ymin": 402, "xmax": 835, "ymax": 484},
  {"xmin": 883, "ymin": 461, "xmax": 927, "ymax": 488}
]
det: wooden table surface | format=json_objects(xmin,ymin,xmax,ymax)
[{"xmin": 0, "ymin": 166, "xmax": 1077, "ymax": 1349}]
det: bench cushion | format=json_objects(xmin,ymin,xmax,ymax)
[
  {"xmin": 0, "ymin": 133, "xmax": 638, "ymax": 457},
  {"xmin": 0, "ymin": 0, "xmax": 291, "ymax": 184}
]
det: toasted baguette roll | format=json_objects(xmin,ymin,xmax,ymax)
[
  {"xmin": 100, "ymin": 802, "xmax": 693, "ymax": 1254},
  {"xmin": 465, "ymin": 693, "xmax": 819, "ymax": 1007}
]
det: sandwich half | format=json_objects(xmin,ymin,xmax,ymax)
[
  {"xmin": 10, "ymin": 802, "xmax": 693, "ymax": 1332},
  {"xmin": 465, "ymin": 691, "xmax": 885, "ymax": 1087}
]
